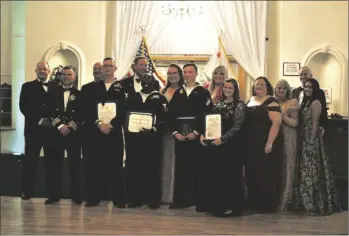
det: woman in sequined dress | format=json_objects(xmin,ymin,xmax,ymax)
[
  {"xmin": 296, "ymin": 78, "xmax": 341, "ymax": 215},
  {"xmin": 274, "ymin": 79, "xmax": 299, "ymax": 211}
]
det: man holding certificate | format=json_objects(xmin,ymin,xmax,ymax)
[
  {"xmin": 124, "ymin": 73, "xmax": 168, "ymax": 209},
  {"xmin": 168, "ymin": 63, "xmax": 213, "ymax": 210},
  {"xmin": 83, "ymin": 57, "xmax": 126, "ymax": 208}
]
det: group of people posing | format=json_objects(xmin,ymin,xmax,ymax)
[{"xmin": 19, "ymin": 56, "xmax": 341, "ymax": 218}]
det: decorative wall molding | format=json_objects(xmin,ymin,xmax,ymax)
[
  {"xmin": 302, "ymin": 44, "xmax": 348, "ymax": 115},
  {"xmin": 42, "ymin": 41, "xmax": 85, "ymax": 88}
]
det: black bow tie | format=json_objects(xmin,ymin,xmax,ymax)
[
  {"xmin": 63, "ymin": 88, "xmax": 72, "ymax": 92},
  {"xmin": 135, "ymin": 78, "xmax": 141, "ymax": 83},
  {"xmin": 300, "ymin": 87, "xmax": 304, "ymax": 91},
  {"xmin": 40, "ymin": 82, "xmax": 49, "ymax": 87}
]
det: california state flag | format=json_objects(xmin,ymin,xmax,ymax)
[{"xmin": 201, "ymin": 36, "xmax": 236, "ymax": 87}]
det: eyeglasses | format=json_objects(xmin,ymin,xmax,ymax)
[
  {"xmin": 167, "ymin": 72, "xmax": 178, "ymax": 75},
  {"xmin": 103, "ymin": 65, "xmax": 115, "ymax": 68}
]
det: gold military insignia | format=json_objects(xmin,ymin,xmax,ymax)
[
  {"xmin": 69, "ymin": 94, "xmax": 76, "ymax": 101},
  {"xmin": 180, "ymin": 89, "xmax": 184, "ymax": 94}
]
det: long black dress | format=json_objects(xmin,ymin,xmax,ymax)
[
  {"xmin": 205, "ymin": 100, "xmax": 246, "ymax": 215},
  {"xmin": 243, "ymin": 96, "xmax": 283, "ymax": 213}
]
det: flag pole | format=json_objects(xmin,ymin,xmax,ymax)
[
  {"xmin": 218, "ymin": 36, "xmax": 236, "ymax": 79},
  {"xmin": 142, "ymin": 36, "xmax": 166, "ymax": 86}
]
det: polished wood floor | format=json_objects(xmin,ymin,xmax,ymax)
[{"xmin": 1, "ymin": 197, "xmax": 347, "ymax": 235}]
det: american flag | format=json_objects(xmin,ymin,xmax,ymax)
[{"xmin": 135, "ymin": 36, "xmax": 165, "ymax": 86}]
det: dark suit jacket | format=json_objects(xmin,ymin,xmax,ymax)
[
  {"xmin": 80, "ymin": 81, "xmax": 97, "ymax": 126},
  {"xmin": 19, "ymin": 79, "xmax": 57, "ymax": 136},
  {"xmin": 119, "ymin": 75, "xmax": 160, "ymax": 97},
  {"xmin": 48, "ymin": 86, "xmax": 82, "ymax": 133},
  {"xmin": 291, "ymin": 86, "xmax": 328, "ymax": 129}
]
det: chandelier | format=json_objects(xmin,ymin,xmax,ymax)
[{"xmin": 161, "ymin": 1, "xmax": 205, "ymax": 18}]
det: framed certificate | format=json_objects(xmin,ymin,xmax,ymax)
[
  {"xmin": 205, "ymin": 114, "xmax": 222, "ymax": 140},
  {"xmin": 125, "ymin": 111, "xmax": 155, "ymax": 133},
  {"xmin": 97, "ymin": 102, "xmax": 117, "ymax": 124},
  {"xmin": 176, "ymin": 117, "xmax": 197, "ymax": 136}
]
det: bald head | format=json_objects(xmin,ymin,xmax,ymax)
[
  {"xmin": 35, "ymin": 61, "xmax": 50, "ymax": 81},
  {"xmin": 93, "ymin": 62, "xmax": 103, "ymax": 82},
  {"xmin": 299, "ymin": 66, "xmax": 312, "ymax": 86}
]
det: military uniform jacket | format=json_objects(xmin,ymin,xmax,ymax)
[
  {"xmin": 125, "ymin": 91, "xmax": 168, "ymax": 134},
  {"xmin": 19, "ymin": 79, "xmax": 58, "ymax": 136},
  {"xmin": 48, "ymin": 86, "xmax": 82, "ymax": 133},
  {"xmin": 168, "ymin": 83, "xmax": 213, "ymax": 136},
  {"xmin": 120, "ymin": 75, "xmax": 160, "ymax": 98},
  {"xmin": 84, "ymin": 80, "xmax": 126, "ymax": 133}
]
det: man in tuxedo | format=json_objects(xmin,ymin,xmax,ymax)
[
  {"xmin": 45, "ymin": 66, "xmax": 82, "ymax": 205},
  {"xmin": 168, "ymin": 63, "xmax": 213, "ymax": 211},
  {"xmin": 80, "ymin": 62, "xmax": 103, "ymax": 199},
  {"xmin": 120, "ymin": 56, "xmax": 160, "ymax": 97},
  {"xmin": 19, "ymin": 61, "xmax": 57, "ymax": 200},
  {"xmin": 291, "ymin": 66, "xmax": 328, "ymax": 131},
  {"xmin": 83, "ymin": 57, "xmax": 126, "ymax": 208}
]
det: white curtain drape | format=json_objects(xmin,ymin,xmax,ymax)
[
  {"xmin": 112, "ymin": 1, "xmax": 170, "ymax": 79},
  {"xmin": 210, "ymin": 1, "xmax": 267, "ymax": 79}
]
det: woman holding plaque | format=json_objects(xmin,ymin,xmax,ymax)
[
  {"xmin": 200, "ymin": 78, "xmax": 246, "ymax": 217},
  {"xmin": 243, "ymin": 77, "xmax": 283, "ymax": 213},
  {"xmin": 206, "ymin": 65, "xmax": 228, "ymax": 104},
  {"xmin": 125, "ymin": 73, "xmax": 168, "ymax": 209},
  {"xmin": 160, "ymin": 64, "xmax": 184, "ymax": 204},
  {"xmin": 274, "ymin": 79, "xmax": 299, "ymax": 212}
]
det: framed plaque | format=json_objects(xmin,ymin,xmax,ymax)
[
  {"xmin": 125, "ymin": 111, "xmax": 155, "ymax": 133},
  {"xmin": 97, "ymin": 102, "xmax": 117, "ymax": 124},
  {"xmin": 176, "ymin": 117, "xmax": 197, "ymax": 136},
  {"xmin": 205, "ymin": 114, "xmax": 222, "ymax": 140}
]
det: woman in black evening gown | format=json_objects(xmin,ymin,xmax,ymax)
[
  {"xmin": 243, "ymin": 77, "xmax": 283, "ymax": 213},
  {"xmin": 200, "ymin": 78, "xmax": 246, "ymax": 217}
]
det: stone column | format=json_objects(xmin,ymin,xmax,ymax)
[{"xmin": 10, "ymin": 1, "xmax": 26, "ymax": 154}]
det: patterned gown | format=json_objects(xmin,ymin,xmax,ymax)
[
  {"xmin": 278, "ymin": 99, "xmax": 299, "ymax": 211},
  {"xmin": 296, "ymin": 102, "xmax": 341, "ymax": 215}
]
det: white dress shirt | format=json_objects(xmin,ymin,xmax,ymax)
[
  {"xmin": 298, "ymin": 88, "xmax": 304, "ymax": 105},
  {"xmin": 133, "ymin": 74, "xmax": 142, "ymax": 93},
  {"xmin": 37, "ymin": 78, "xmax": 48, "ymax": 92},
  {"xmin": 58, "ymin": 86, "xmax": 73, "ymax": 130},
  {"xmin": 37, "ymin": 78, "xmax": 48, "ymax": 125},
  {"xmin": 63, "ymin": 87, "xmax": 71, "ymax": 111}
]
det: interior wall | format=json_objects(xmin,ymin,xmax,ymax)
[
  {"xmin": 0, "ymin": 1, "xmax": 12, "ymax": 84},
  {"xmin": 25, "ymin": 1, "xmax": 107, "ymax": 85},
  {"xmin": 278, "ymin": 1, "xmax": 348, "ymax": 88},
  {"xmin": 1, "ymin": 1, "xmax": 348, "ymax": 153},
  {"xmin": 1, "ymin": 1, "xmax": 107, "ymax": 154}
]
